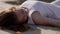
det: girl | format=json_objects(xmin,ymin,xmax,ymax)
[{"xmin": 16, "ymin": 1, "xmax": 60, "ymax": 27}]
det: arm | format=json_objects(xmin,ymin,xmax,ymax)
[{"xmin": 31, "ymin": 11, "xmax": 60, "ymax": 27}]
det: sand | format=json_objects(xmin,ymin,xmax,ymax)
[{"xmin": 0, "ymin": 25, "xmax": 60, "ymax": 34}]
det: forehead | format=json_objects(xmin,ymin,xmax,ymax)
[
  {"xmin": 16, "ymin": 9, "xmax": 28, "ymax": 15},
  {"xmin": 16, "ymin": 7, "xmax": 29, "ymax": 12},
  {"xmin": 16, "ymin": 9, "xmax": 25, "ymax": 15}
]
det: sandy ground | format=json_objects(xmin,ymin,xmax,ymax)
[{"xmin": 0, "ymin": 0, "xmax": 60, "ymax": 34}]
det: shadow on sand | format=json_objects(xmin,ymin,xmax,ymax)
[{"xmin": 0, "ymin": 25, "xmax": 41, "ymax": 34}]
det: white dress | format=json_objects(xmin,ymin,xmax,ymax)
[{"xmin": 18, "ymin": 1, "xmax": 60, "ymax": 24}]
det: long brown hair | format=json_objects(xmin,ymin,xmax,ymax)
[{"xmin": 0, "ymin": 7, "xmax": 29, "ymax": 32}]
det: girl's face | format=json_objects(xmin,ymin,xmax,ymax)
[{"xmin": 15, "ymin": 7, "xmax": 28, "ymax": 24}]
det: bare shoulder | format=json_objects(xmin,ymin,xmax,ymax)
[
  {"xmin": 31, "ymin": 11, "xmax": 41, "ymax": 24},
  {"xmin": 31, "ymin": 11, "xmax": 41, "ymax": 18}
]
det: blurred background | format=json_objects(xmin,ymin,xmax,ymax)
[
  {"xmin": 3, "ymin": 0, "xmax": 55, "ymax": 5},
  {"xmin": 0, "ymin": 0, "xmax": 56, "ymax": 10}
]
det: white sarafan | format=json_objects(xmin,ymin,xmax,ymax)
[{"xmin": 18, "ymin": 1, "xmax": 60, "ymax": 24}]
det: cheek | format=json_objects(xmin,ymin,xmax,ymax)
[
  {"xmin": 15, "ymin": 12, "xmax": 23, "ymax": 21},
  {"xmin": 21, "ymin": 15, "xmax": 28, "ymax": 22},
  {"xmin": 15, "ymin": 11, "xmax": 28, "ymax": 22},
  {"xmin": 24, "ymin": 15, "xmax": 28, "ymax": 20},
  {"xmin": 23, "ymin": 13, "xmax": 28, "ymax": 20},
  {"xmin": 17, "ymin": 15, "xmax": 24, "ymax": 21},
  {"xmin": 16, "ymin": 14, "xmax": 27, "ymax": 22}
]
